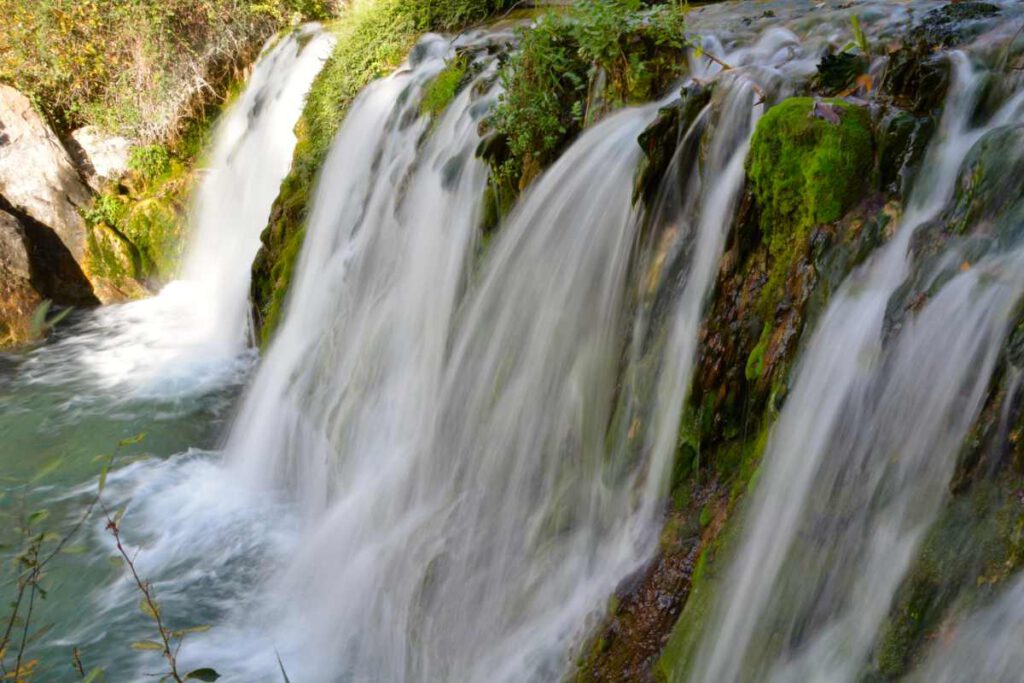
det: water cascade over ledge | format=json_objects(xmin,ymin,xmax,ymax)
[
  {"xmin": 5, "ymin": 2, "xmax": 1024, "ymax": 682},
  {"xmin": 218, "ymin": 23, "xmax": 766, "ymax": 679}
]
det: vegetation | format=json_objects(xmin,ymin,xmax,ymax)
[
  {"xmin": 420, "ymin": 56, "xmax": 470, "ymax": 118},
  {"xmin": 485, "ymin": 0, "xmax": 688, "ymax": 195},
  {"xmin": 83, "ymin": 111, "xmax": 227, "ymax": 294},
  {"xmin": 0, "ymin": 0, "xmax": 335, "ymax": 140},
  {"xmin": 0, "ymin": 434, "xmax": 221, "ymax": 682},
  {"xmin": 746, "ymin": 97, "xmax": 874, "ymax": 316}
]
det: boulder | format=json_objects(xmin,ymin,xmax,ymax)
[
  {"xmin": 69, "ymin": 125, "xmax": 134, "ymax": 190},
  {"xmin": 0, "ymin": 84, "xmax": 92, "ymax": 264},
  {"xmin": 0, "ymin": 209, "xmax": 43, "ymax": 345}
]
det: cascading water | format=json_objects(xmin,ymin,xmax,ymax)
[
  {"xmin": 214, "ymin": 23, "xmax": 765, "ymax": 681},
  {"xmin": 17, "ymin": 26, "xmax": 333, "ymax": 399},
  {"xmin": 7, "ymin": 2, "xmax": 1024, "ymax": 682},
  {"xmin": 688, "ymin": 43, "xmax": 1024, "ymax": 683}
]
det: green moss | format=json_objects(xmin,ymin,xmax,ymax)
[
  {"xmin": 128, "ymin": 144, "xmax": 172, "ymax": 182},
  {"xmin": 421, "ymin": 56, "xmax": 469, "ymax": 118},
  {"xmin": 744, "ymin": 323, "xmax": 771, "ymax": 382},
  {"xmin": 261, "ymin": 226, "xmax": 306, "ymax": 347},
  {"xmin": 83, "ymin": 132, "xmax": 205, "ymax": 291},
  {"xmin": 748, "ymin": 97, "xmax": 874, "ymax": 315},
  {"xmin": 85, "ymin": 222, "xmax": 141, "ymax": 285}
]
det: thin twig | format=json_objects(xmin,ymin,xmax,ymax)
[{"xmin": 104, "ymin": 507, "xmax": 183, "ymax": 683}]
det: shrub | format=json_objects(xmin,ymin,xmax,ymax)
[
  {"xmin": 0, "ymin": 0, "xmax": 334, "ymax": 139},
  {"xmin": 128, "ymin": 145, "xmax": 173, "ymax": 183},
  {"xmin": 488, "ymin": 0, "xmax": 688, "ymax": 191}
]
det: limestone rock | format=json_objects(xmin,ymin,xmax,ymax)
[
  {"xmin": 69, "ymin": 125, "xmax": 134, "ymax": 190},
  {"xmin": 0, "ymin": 84, "xmax": 92, "ymax": 264},
  {"xmin": 0, "ymin": 209, "xmax": 43, "ymax": 345}
]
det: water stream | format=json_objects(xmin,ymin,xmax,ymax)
[{"xmin": 3, "ymin": 3, "xmax": 1024, "ymax": 682}]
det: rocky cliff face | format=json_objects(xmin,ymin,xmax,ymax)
[
  {"xmin": 0, "ymin": 86, "xmax": 100, "ymax": 344},
  {"xmin": 0, "ymin": 85, "xmax": 92, "ymax": 265}
]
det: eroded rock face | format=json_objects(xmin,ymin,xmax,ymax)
[
  {"xmin": 69, "ymin": 126, "xmax": 134, "ymax": 191},
  {"xmin": 0, "ymin": 85, "xmax": 92, "ymax": 264},
  {"xmin": 0, "ymin": 209, "xmax": 43, "ymax": 345},
  {"xmin": 0, "ymin": 195, "xmax": 98, "ymax": 347}
]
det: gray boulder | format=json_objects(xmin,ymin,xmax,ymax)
[
  {"xmin": 0, "ymin": 209, "xmax": 42, "ymax": 344},
  {"xmin": 0, "ymin": 84, "xmax": 92, "ymax": 264},
  {"xmin": 70, "ymin": 125, "xmax": 134, "ymax": 191}
]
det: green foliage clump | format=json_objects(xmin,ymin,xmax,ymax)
[
  {"xmin": 489, "ymin": 0, "xmax": 687, "ymax": 191},
  {"xmin": 128, "ymin": 145, "xmax": 172, "ymax": 182},
  {"xmin": 0, "ymin": 0, "xmax": 336, "ymax": 139},
  {"xmin": 84, "ymin": 134, "xmax": 204, "ymax": 289},
  {"xmin": 747, "ymin": 97, "xmax": 874, "ymax": 314},
  {"xmin": 421, "ymin": 56, "xmax": 470, "ymax": 117}
]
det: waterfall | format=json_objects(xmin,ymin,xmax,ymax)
[
  {"xmin": 688, "ymin": 54, "xmax": 1024, "ymax": 683},
  {"xmin": 218, "ymin": 23, "xmax": 764, "ymax": 679},
  {"xmin": 181, "ymin": 25, "xmax": 335, "ymax": 355},
  {"xmin": 18, "ymin": 26, "xmax": 333, "ymax": 398}
]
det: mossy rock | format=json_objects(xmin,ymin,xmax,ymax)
[
  {"xmin": 748, "ymin": 97, "xmax": 874, "ymax": 239},
  {"xmin": 420, "ymin": 55, "xmax": 471, "ymax": 118},
  {"xmin": 946, "ymin": 123, "xmax": 1024, "ymax": 247},
  {"xmin": 747, "ymin": 97, "xmax": 874, "ymax": 316}
]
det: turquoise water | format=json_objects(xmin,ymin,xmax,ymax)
[{"xmin": 0, "ymin": 309, "xmax": 277, "ymax": 681}]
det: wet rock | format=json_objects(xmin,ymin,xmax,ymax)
[
  {"xmin": 880, "ymin": 2, "xmax": 1001, "ymax": 117},
  {"xmin": 884, "ymin": 124, "xmax": 1024, "ymax": 339},
  {"xmin": 634, "ymin": 83, "xmax": 713, "ymax": 208},
  {"xmin": 814, "ymin": 51, "xmax": 869, "ymax": 97},
  {"xmin": 880, "ymin": 49, "xmax": 950, "ymax": 116},
  {"xmin": 878, "ymin": 109, "xmax": 934, "ymax": 197},
  {"xmin": 910, "ymin": 2, "xmax": 1001, "ymax": 49},
  {"xmin": 0, "ymin": 85, "xmax": 92, "ymax": 265},
  {"xmin": 69, "ymin": 126, "xmax": 134, "ymax": 191},
  {"xmin": 946, "ymin": 123, "xmax": 1024, "ymax": 248}
]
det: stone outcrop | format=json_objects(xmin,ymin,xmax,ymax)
[
  {"xmin": 0, "ymin": 196, "xmax": 98, "ymax": 345},
  {"xmin": 0, "ymin": 209, "xmax": 40, "ymax": 344},
  {"xmin": 0, "ymin": 84, "xmax": 92, "ymax": 265},
  {"xmin": 69, "ymin": 125, "xmax": 134, "ymax": 191}
]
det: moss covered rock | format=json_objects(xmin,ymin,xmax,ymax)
[
  {"xmin": 747, "ymin": 97, "xmax": 874, "ymax": 314},
  {"xmin": 748, "ymin": 97, "xmax": 874, "ymax": 239}
]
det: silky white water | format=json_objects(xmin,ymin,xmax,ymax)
[
  {"xmin": 203, "ymin": 19, "xmax": 774, "ymax": 678},
  {"xmin": 17, "ymin": 26, "xmax": 333, "ymax": 400},
  {"xmin": 5, "ymin": 2, "xmax": 1024, "ymax": 682}
]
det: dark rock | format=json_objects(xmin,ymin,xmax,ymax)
[
  {"xmin": 910, "ymin": 2, "xmax": 1001, "ymax": 49},
  {"xmin": 633, "ymin": 83, "xmax": 713, "ymax": 208},
  {"xmin": 815, "ymin": 51, "xmax": 869, "ymax": 96},
  {"xmin": 877, "ymin": 109, "xmax": 935, "ymax": 196}
]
